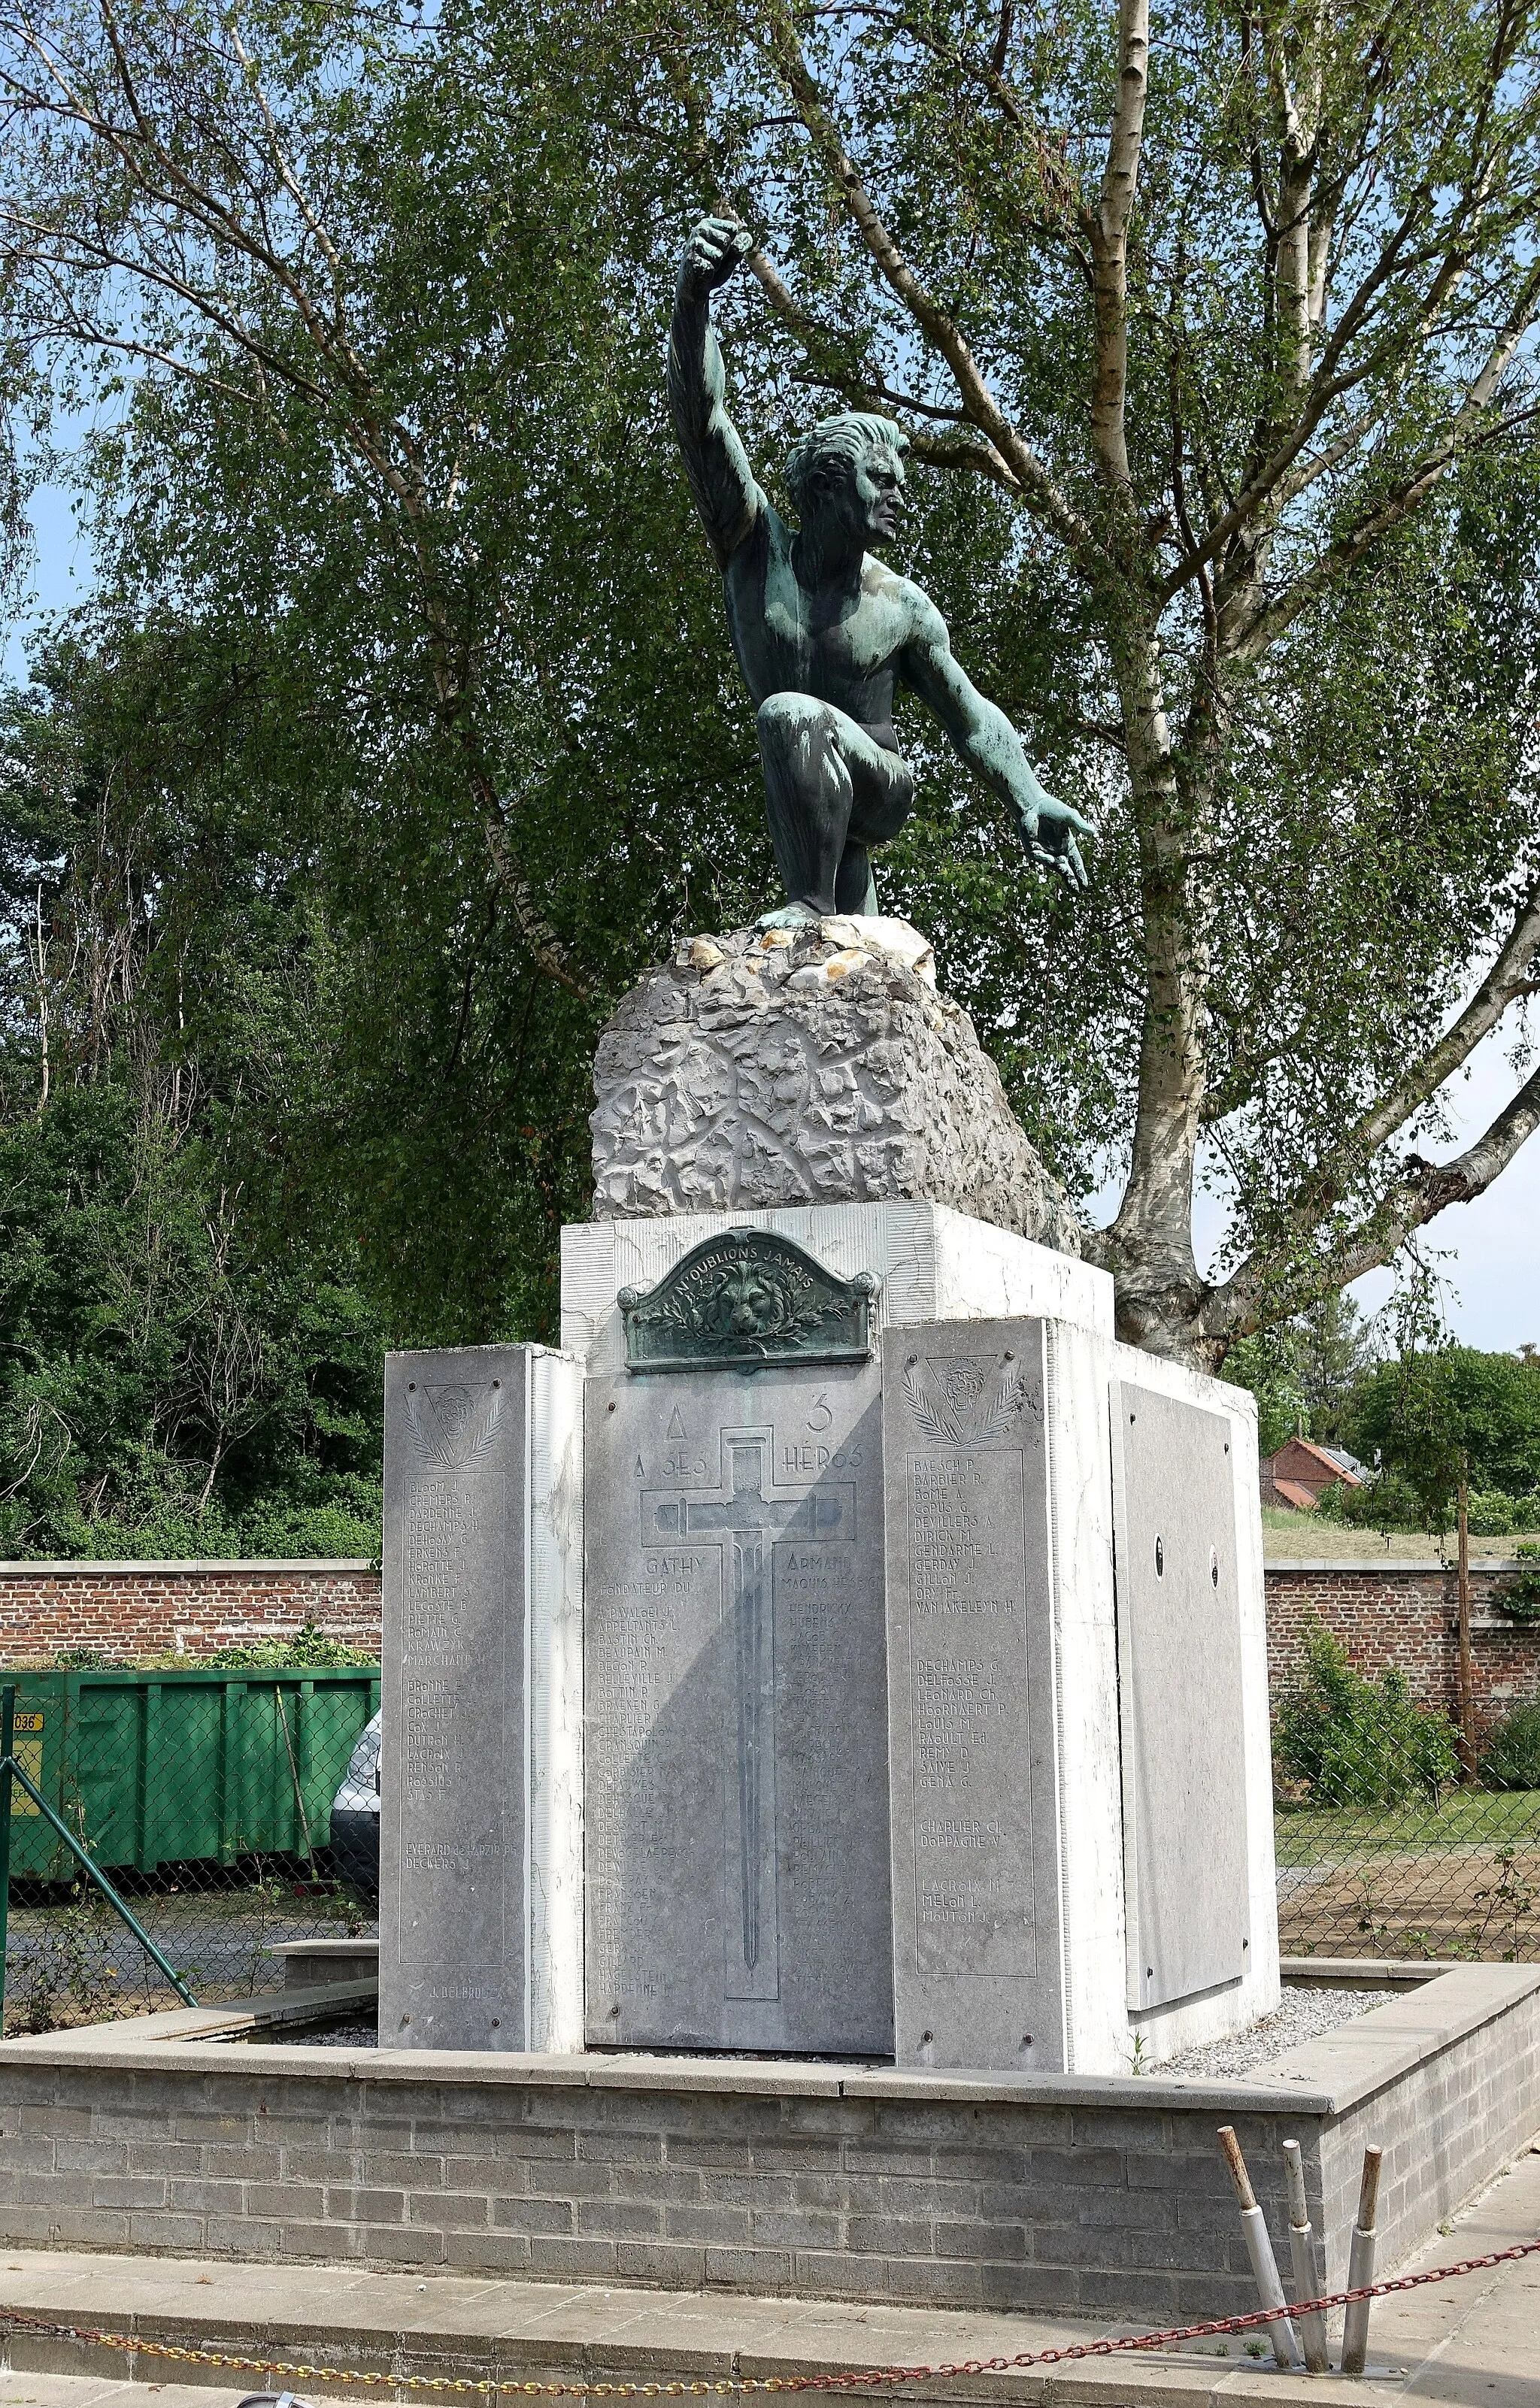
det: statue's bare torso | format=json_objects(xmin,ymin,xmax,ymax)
[{"xmin": 726, "ymin": 505, "xmax": 926, "ymax": 756}]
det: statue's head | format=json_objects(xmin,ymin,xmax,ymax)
[{"xmin": 784, "ymin": 411, "xmax": 909, "ymax": 547}]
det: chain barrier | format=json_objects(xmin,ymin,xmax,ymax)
[{"xmin": 2, "ymin": 2237, "xmax": 1535, "ymax": 2396}]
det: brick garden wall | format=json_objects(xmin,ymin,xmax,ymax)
[
  {"xmin": 0, "ymin": 1561, "xmax": 382, "ymax": 1666},
  {"xmin": 1265, "ymin": 1561, "xmax": 1540, "ymax": 1737},
  {"xmin": 1, "ymin": 1559, "xmax": 1536, "ymax": 1734}
]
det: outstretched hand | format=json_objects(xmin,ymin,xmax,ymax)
[
  {"xmin": 679, "ymin": 214, "xmax": 753, "ymax": 301},
  {"xmin": 1020, "ymin": 789, "xmax": 1095, "ymax": 890}
]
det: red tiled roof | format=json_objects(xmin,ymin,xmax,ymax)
[{"xmin": 1271, "ymin": 1477, "xmax": 1322, "ymax": 1511}]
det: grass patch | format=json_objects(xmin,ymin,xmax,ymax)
[{"xmin": 1274, "ymin": 1787, "xmax": 1540, "ymax": 1866}]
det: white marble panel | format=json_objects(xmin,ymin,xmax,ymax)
[{"xmin": 561, "ymin": 1204, "xmax": 1113, "ymax": 1372}]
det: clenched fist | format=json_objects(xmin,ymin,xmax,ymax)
[{"xmin": 678, "ymin": 214, "xmax": 753, "ymax": 301}]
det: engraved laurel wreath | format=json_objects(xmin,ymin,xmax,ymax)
[
  {"xmin": 902, "ymin": 1355, "xmax": 1030, "ymax": 1450},
  {"xmin": 405, "ymin": 1381, "xmax": 504, "ymax": 1470}
]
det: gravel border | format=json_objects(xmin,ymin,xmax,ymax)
[{"xmin": 1161, "ymin": 1982, "xmax": 1381, "ymax": 2078}]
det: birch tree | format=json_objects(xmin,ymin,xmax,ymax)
[
  {"xmin": 2, "ymin": 0, "xmax": 1539, "ymax": 1365},
  {"xmin": 649, "ymin": 0, "xmax": 1540, "ymax": 1362}
]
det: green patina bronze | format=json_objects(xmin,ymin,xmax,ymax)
[
  {"xmin": 668, "ymin": 216, "xmax": 1094, "ymax": 924},
  {"xmin": 619, "ymin": 1228, "xmax": 877, "ymax": 1372}
]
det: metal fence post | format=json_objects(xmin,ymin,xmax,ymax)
[
  {"xmin": 0, "ymin": 1683, "xmax": 14, "ymax": 2035},
  {"xmin": 3, "ymin": 1755, "xmax": 198, "ymax": 2008}
]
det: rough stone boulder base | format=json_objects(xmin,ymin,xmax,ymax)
[{"xmin": 590, "ymin": 920, "xmax": 1079, "ymax": 1251}]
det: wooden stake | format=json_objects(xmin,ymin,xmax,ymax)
[
  {"xmin": 1341, "ymin": 2146, "xmax": 1384, "ymax": 2375},
  {"xmin": 1457, "ymin": 1474, "xmax": 1476, "ymax": 1783},
  {"xmin": 1217, "ymin": 2124, "xmax": 1257, "ymax": 2210},
  {"xmin": 1281, "ymin": 2139, "xmax": 1329, "ymax": 2374},
  {"xmin": 1216, "ymin": 2128, "xmax": 1299, "ymax": 2369}
]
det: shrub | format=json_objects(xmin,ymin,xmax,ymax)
[
  {"xmin": 1467, "ymin": 1488, "xmax": 1526, "ymax": 1536},
  {"xmin": 1314, "ymin": 1472, "xmax": 1424, "ymax": 1531},
  {"xmin": 1490, "ymin": 1570, "xmax": 1540, "ymax": 1625},
  {"xmin": 1481, "ymin": 1704, "xmax": 1540, "ymax": 1791},
  {"xmin": 143, "ymin": 1619, "xmax": 377, "ymax": 1671},
  {"xmin": 1275, "ymin": 1622, "xmax": 1460, "ymax": 1806}
]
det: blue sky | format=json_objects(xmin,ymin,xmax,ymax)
[{"xmin": 7, "ymin": 473, "xmax": 1537, "ymax": 1352}]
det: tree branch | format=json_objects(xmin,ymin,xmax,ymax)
[
  {"xmin": 1087, "ymin": 0, "xmax": 1150, "ymax": 495},
  {"xmin": 1203, "ymin": 875, "xmax": 1540, "ymax": 1331},
  {"xmin": 1232, "ymin": 258, "xmax": 1540, "ymax": 659},
  {"xmin": 756, "ymin": 0, "xmax": 1096, "ymax": 559},
  {"xmin": 1204, "ymin": 1051, "xmax": 1540, "ymax": 1337}
]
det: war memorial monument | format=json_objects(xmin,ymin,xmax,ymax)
[
  {"xmin": 380, "ymin": 216, "xmax": 1280, "ymax": 2076},
  {"xmin": 2, "ymin": 220, "xmax": 1535, "ymax": 2348}
]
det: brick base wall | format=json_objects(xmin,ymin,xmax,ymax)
[
  {"xmin": 0, "ymin": 1562, "xmax": 382, "ymax": 1666},
  {"xmin": 2, "ymin": 1967, "xmax": 1535, "ymax": 2314},
  {"xmin": 0, "ymin": 2053, "xmax": 1293, "ymax": 2318},
  {"xmin": 1266, "ymin": 1563, "xmax": 1540, "ymax": 1737}
]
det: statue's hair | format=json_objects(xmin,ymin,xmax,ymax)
[{"xmin": 783, "ymin": 411, "xmax": 909, "ymax": 518}]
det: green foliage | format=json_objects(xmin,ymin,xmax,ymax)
[
  {"xmin": 1466, "ymin": 1492, "xmax": 1531, "ymax": 1538},
  {"xmin": 1221, "ymin": 1331, "xmax": 1306, "ymax": 1459},
  {"xmin": 1314, "ymin": 1475, "xmax": 1535, "ymax": 1536},
  {"xmin": 1228, "ymin": 1294, "xmax": 1382, "ymax": 1458},
  {"xmin": 0, "ymin": 654, "xmax": 386, "ymax": 1558},
  {"xmin": 147, "ymin": 1620, "xmax": 377, "ymax": 1671},
  {"xmin": 1481, "ymin": 1705, "xmax": 1540, "ymax": 1790},
  {"xmin": 0, "ymin": 0, "xmax": 1537, "ymax": 1376},
  {"xmin": 1350, "ymin": 1346, "xmax": 1540, "ymax": 1525},
  {"xmin": 1490, "ymin": 1570, "xmax": 1540, "ymax": 1625},
  {"xmin": 1275, "ymin": 1622, "xmax": 1460, "ymax": 1807},
  {"xmin": 5, "ymin": 1883, "xmax": 126, "ymax": 2034}
]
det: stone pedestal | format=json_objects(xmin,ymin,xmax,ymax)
[
  {"xmin": 883, "ymin": 1312, "xmax": 1277, "ymax": 2075},
  {"xmin": 380, "ymin": 1213, "xmax": 1278, "ymax": 2074},
  {"xmin": 378, "ymin": 925, "xmax": 1280, "ymax": 2075},
  {"xmin": 589, "ymin": 919, "xmax": 1079, "ymax": 1251}
]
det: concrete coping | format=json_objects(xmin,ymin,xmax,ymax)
[
  {"xmin": 1279, "ymin": 1954, "xmax": 1438, "ymax": 1988},
  {"xmin": 1262, "ymin": 1556, "xmax": 1540, "ymax": 1574},
  {"xmin": 199, "ymin": 1940, "xmax": 1457, "ymax": 1995},
  {"xmin": 0, "ymin": 1558, "xmax": 377, "ymax": 1576},
  {"xmin": 4, "ymin": 1963, "xmax": 1534, "ymax": 2122},
  {"xmin": 0, "ymin": 1980, "xmax": 379, "ymax": 2052},
  {"xmin": 267, "ymin": 1938, "xmax": 381, "ymax": 1959}
]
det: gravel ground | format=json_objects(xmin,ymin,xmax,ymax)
[
  {"xmin": 258, "ymin": 1986, "xmax": 1386, "ymax": 2067},
  {"xmin": 278, "ymin": 2019, "xmax": 377, "ymax": 2046},
  {"xmin": 1160, "ymin": 1982, "xmax": 1382, "ymax": 2077}
]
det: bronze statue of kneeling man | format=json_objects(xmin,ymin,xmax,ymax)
[{"xmin": 667, "ymin": 215, "xmax": 1093, "ymax": 925}]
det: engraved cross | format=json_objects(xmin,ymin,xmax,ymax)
[{"xmin": 646, "ymin": 1431, "xmax": 853, "ymax": 1991}]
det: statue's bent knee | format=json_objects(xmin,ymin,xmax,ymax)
[{"xmin": 756, "ymin": 692, "xmax": 830, "ymax": 752}]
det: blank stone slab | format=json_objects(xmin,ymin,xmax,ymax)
[
  {"xmin": 380, "ymin": 1342, "xmax": 584, "ymax": 2052},
  {"xmin": 882, "ymin": 1318, "xmax": 1066, "ymax": 2071},
  {"xmin": 584, "ymin": 1358, "xmax": 893, "ymax": 2055},
  {"xmin": 1112, "ymin": 1380, "xmax": 1249, "ymax": 2011}
]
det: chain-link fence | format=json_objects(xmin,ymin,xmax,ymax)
[
  {"xmin": 1273, "ymin": 1619, "xmax": 1540, "ymax": 1961},
  {"xmin": 1, "ymin": 1666, "xmax": 379, "ymax": 2034},
  {"xmin": 3, "ymin": 1611, "xmax": 1536, "ymax": 2035}
]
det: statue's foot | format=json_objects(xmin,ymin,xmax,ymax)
[{"xmin": 754, "ymin": 900, "xmax": 825, "ymax": 931}]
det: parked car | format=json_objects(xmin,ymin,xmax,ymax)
[{"xmin": 329, "ymin": 1710, "xmax": 380, "ymax": 1896}]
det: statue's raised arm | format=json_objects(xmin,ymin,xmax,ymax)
[{"xmin": 667, "ymin": 217, "xmax": 763, "ymax": 568}]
